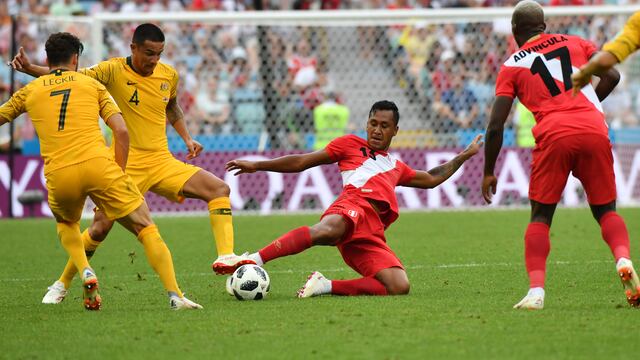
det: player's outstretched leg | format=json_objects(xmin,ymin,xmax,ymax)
[
  {"xmin": 181, "ymin": 169, "xmax": 255, "ymax": 274},
  {"xmin": 43, "ymin": 211, "xmax": 113, "ymax": 304},
  {"xmin": 298, "ymin": 267, "xmax": 409, "ymax": 298},
  {"xmin": 117, "ymin": 202, "xmax": 202, "ymax": 310}
]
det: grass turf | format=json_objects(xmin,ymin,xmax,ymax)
[{"xmin": 1, "ymin": 208, "xmax": 639, "ymax": 359}]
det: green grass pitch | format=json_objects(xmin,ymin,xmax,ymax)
[{"xmin": 1, "ymin": 208, "xmax": 640, "ymax": 359}]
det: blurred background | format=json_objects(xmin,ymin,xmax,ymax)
[{"xmin": 2, "ymin": 0, "xmax": 640, "ymax": 217}]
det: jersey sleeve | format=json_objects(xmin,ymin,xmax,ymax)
[
  {"xmin": 324, "ymin": 135, "xmax": 351, "ymax": 161},
  {"xmin": 170, "ymin": 68, "xmax": 179, "ymax": 100},
  {"xmin": 80, "ymin": 60, "xmax": 114, "ymax": 86},
  {"xmin": 96, "ymin": 82, "xmax": 121, "ymax": 122},
  {"xmin": 0, "ymin": 84, "xmax": 29, "ymax": 123},
  {"xmin": 602, "ymin": 12, "xmax": 640, "ymax": 62},
  {"xmin": 495, "ymin": 66, "xmax": 516, "ymax": 98},
  {"xmin": 397, "ymin": 160, "xmax": 417, "ymax": 185}
]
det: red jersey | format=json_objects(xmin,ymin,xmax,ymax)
[
  {"xmin": 495, "ymin": 33, "xmax": 607, "ymax": 144},
  {"xmin": 325, "ymin": 135, "xmax": 416, "ymax": 228}
]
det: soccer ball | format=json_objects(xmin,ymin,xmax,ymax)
[{"xmin": 229, "ymin": 264, "xmax": 270, "ymax": 300}]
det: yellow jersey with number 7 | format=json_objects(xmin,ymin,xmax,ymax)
[
  {"xmin": 0, "ymin": 69, "xmax": 121, "ymax": 174},
  {"xmin": 80, "ymin": 57, "xmax": 178, "ymax": 154}
]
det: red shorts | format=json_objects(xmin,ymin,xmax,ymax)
[
  {"xmin": 322, "ymin": 195, "xmax": 403, "ymax": 277},
  {"xmin": 529, "ymin": 134, "xmax": 616, "ymax": 205}
]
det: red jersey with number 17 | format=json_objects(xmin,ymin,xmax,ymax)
[
  {"xmin": 495, "ymin": 33, "xmax": 608, "ymax": 144},
  {"xmin": 324, "ymin": 134, "xmax": 416, "ymax": 228}
]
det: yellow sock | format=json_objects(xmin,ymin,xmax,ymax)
[
  {"xmin": 208, "ymin": 197, "xmax": 234, "ymax": 256},
  {"xmin": 58, "ymin": 229, "xmax": 102, "ymax": 288},
  {"xmin": 56, "ymin": 222, "xmax": 91, "ymax": 279},
  {"xmin": 138, "ymin": 225, "xmax": 183, "ymax": 297}
]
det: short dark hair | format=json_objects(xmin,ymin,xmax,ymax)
[
  {"xmin": 45, "ymin": 32, "xmax": 83, "ymax": 66},
  {"xmin": 132, "ymin": 23, "xmax": 165, "ymax": 44},
  {"xmin": 368, "ymin": 100, "xmax": 400, "ymax": 125}
]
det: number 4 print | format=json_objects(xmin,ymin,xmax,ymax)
[{"xmin": 530, "ymin": 46, "xmax": 573, "ymax": 97}]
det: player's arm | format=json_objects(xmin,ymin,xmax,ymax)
[
  {"xmin": 593, "ymin": 65, "xmax": 620, "ymax": 101},
  {"xmin": 10, "ymin": 47, "xmax": 49, "ymax": 77},
  {"xmin": 105, "ymin": 113, "xmax": 129, "ymax": 170},
  {"xmin": 0, "ymin": 115, "xmax": 9, "ymax": 126},
  {"xmin": 403, "ymin": 134, "xmax": 483, "ymax": 189},
  {"xmin": 226, "ymin": 150, "xmax": 335, "ymax": 175},
  {"xmin": 482, "ymin": 96, "xmax": 514, "ymax": 204},
  {"xmin": 166, "ymin": 96, "xmax": 202, "ymax": 160}
]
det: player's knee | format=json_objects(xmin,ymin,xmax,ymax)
[
  {"xmin": 386, "ymin": 279, "xmax": 410, "ymax": 295},
  {"xmin": 310, "ymin": 224, "xmax": 342, "ymax": 245},
  {"xmin": 89, "ymin": 221, "xmax": 113, "ymax": 241}
]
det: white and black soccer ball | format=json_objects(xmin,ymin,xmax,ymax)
[{"xmin": 229, "ymin": 264, "xmax": 270, "ymax": 300}]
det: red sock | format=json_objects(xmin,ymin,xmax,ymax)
[
  {"xmin": 600, "ymin": 211, "xmax": 631, "ymax": 261},
  {"xmin": 258, "ymin": 226, "xmax": 312, "ymax": 264},
  {"xmin": 331, "ymin": 277, "xmax": 388, "ymax": 296},
  {"xmin": 525, "ymin": 222, "xmax": 550, "ymax": 288}
]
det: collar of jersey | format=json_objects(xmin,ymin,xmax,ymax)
[{"xmin": 49, "ymin": 68, "xmax": 69, "ymax": 76}]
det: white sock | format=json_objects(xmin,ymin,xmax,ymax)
[
  {"xmin": 617, "ymin": 257, "xmax": 632, "ymax": 268},
  {"xmin": 321, "ymin": 278, "xmax": 332, "ymax": 294},
  {"xmin": 249, "ymin": 252, "xmax": 264, "ymax": 266},
  {"xmin": 528, "ymin": 287, "xmax": 545, "ymax": 298}
]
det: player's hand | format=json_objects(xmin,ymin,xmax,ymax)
[
  {"xmin": 9, "ymin": 47, "xmax": 30, "ymax": 72},
  {"xmin": 571, "ymin": 66, "xmax": 591, "ymax": 96},
  {"xmin": 481, "ymin": 174, "xmax": 497, "ymax": 204},
  {"xmin": 462, "ymin": 134, "xmax": 484, "ymax": 159},
  {"xmin": 185, "ymin": 138, "xmax": 203, "ymax": 160},
  {"xmin": 225, "ymin": 160, "xmax": 257, "ymax": 175}
]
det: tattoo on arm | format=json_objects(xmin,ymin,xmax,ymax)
[
  {"xmin": 427, "ymin": 155, "xmax": 465, "ymax": 178},
  {"xmin": 166, "ymin": 98, "xmax": 184, "ymax": 125}
]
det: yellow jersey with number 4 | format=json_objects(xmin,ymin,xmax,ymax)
[
  {"xmin": 80, "ymin": 57, "xmax": 178, "ymax": 154},
  {"xmin": 0, "ymin": 69, "xmax": 121, "ymax": 174}
]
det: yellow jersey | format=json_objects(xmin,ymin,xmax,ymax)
[
  {"xmin": 0, "ymin": 69, "xmax": 120, "ymax": 174},
  {"xmin": 603, "ymin": 12, "xmax": 640, "ymax": 62},
  {"xmin": 80, "ymin": 57, "xmax": 178, "ymax": 154}
]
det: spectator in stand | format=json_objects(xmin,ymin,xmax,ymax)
[
  {"xmin": 89, "ymin": 0, "xmax": 120, "ymax": 14},
  {"xmin": 288, "ymin": 38, "xmax": 318, "ymax": 78},
  {"xmin": 439, "ymin": 24, "xmax": 467, "ymax": 55},
  {"xmin": 49, "ymin": 0, "xmax": 84, "ymax": 15},
  {"xmin": 197, "ymin": 76, "xmax": 231, "ymax": 134},
  {"xmin": 401, "ymin": 22, "xmax": 436, "ymax": 80},
  {"xmin": 120, "ymin": 0, "xmax": 148, "ymax": 13},
  {"xmin": 437, "ymin": 71, "xmax": 480, "ymax": 132},
  {"xmin": 149, "ymin": 0, "xmax": 184, "ymax": 12},
  {"xmin": 228, "ymin": 47, "xmax": 265, "ymax": 134},
  {"xmin": 431, "ymin": 49, "xmax": 456, "ymax": 101}
]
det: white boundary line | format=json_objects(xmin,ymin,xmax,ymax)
[{"xmin": 0, "ymin": 260, "xmax": 610, "ymax": 283}]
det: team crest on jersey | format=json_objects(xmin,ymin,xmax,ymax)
[
  {"xmin": 347, "ymin": 210, "xmax": 358, "ymax": 218},
  {"xmin": 160, "ymin": 82, "xmax": 169, "ymax": 91}
]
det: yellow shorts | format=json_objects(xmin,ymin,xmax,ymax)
[
  {"xmin": 46, "ymin": 157, "xmax": 144, "ymax": 222},
  {"xmin": 126, "ymin": 152, "xmax": 200, "ymax": 203}
]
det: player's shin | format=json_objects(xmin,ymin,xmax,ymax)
[
  {"xmin": 524, "ymin": 222, "xmax": 551, "ymax": 289},
  {"xmin": 258, "ymin": 226, "xmax": 312, "ymax": 264},
  {"xmin": 332, "ymin": 277, "xmax": 388, "ymax": 296},
  {"xmin": 599, "ymin": 211, "xmax": 631, "ymax": 261},
  {"xmin": 56, "ymin": 222, "xmax": 92, "ymax": 276},
  {"xmin": 208, "ymin": 197, "xmax": 234, "ymax": 255},
  {"xmin": 58, "ymin": 229, "xmax": 102, "ymax": 288},
  {"xmin": 137, "ymin": 225, "xmax": 183, "ymax": 298}
]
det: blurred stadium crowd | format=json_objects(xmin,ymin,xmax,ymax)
[{"xmin": 1, "ymin": 0, "xmax": 640, "ymax": 153}]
